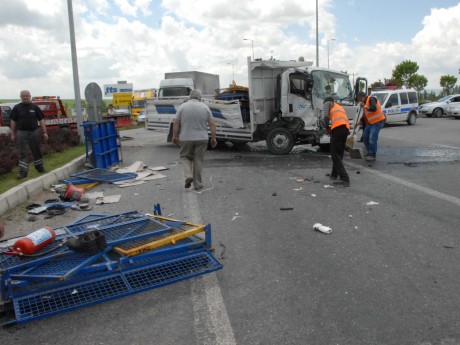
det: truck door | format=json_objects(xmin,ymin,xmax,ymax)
[{"xmin": 280, "ymin": 71, "xmax": 316, "ymax": 129}]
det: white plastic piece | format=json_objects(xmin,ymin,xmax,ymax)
[
  {"xmin": 366, "ymin": 201, "xmax": 379, "ymax": 206},
  {"xmin": 313, "ymin": 223, "xmax": 332, "ymax": 234},
  {"xmin": 311, "ymin": 194, "xmax": 317, "ymax": 197}
]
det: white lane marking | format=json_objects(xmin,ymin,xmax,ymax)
[
  {"xmin": 184, "ymin": 191, "xmax": 236, "ymax": 345},
  {"xmin": 346, "ymin": 161, "xmax": 460, "ymax": 207},
  {"xmin": 431, "ymin": 143, "xmax": 460, "ymax": 150}
]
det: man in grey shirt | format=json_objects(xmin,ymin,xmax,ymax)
[{"xmin": 172, "ymin": 89, "xmax": 217, "ymax": 190}]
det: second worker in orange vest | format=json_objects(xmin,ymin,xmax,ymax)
[
  {"xmin": 322, "ymin": 97, "xmax": 350, "ymax": 187},
  {"xmin": 357, "ymin": 92, "xmax": 386, "ymax": 162}
]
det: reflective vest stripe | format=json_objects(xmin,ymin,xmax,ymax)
[
  {"xmin": 330, "ymin": 104, "xmax": 350, "ymax": 130},
  {"xmin": 364, "ymin": 97, "xmax": 385, "ymax": 124}
]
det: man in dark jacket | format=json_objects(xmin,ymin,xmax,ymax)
[{"xmin": 10, "ymin": 90, "xmax": 49, "ymax": 179}]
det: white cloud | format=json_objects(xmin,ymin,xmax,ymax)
[{"xmin": 0, "ymin": 1, "xmax": 458, "ymax": 99}]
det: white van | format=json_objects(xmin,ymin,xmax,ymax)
[{"xmin": 370, "ymin": 89, "xmax": 418, "ymax": 125}]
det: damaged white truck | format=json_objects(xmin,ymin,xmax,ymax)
[{"xmin": 146, "ymin": 57, "xmax": 365, "ymax": 154}]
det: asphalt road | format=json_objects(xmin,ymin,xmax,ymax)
[{"xmin": 1, "ymin": 116, "xmax": 460, "ymax": 344}]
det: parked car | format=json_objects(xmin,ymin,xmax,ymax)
[
  {"xmin": 137, "ymin": 109, "xmax": 146, "ymax": 123},
  {"xmin": 419, "ymin": 94, "xmax": 460, "ymax": 118},
  {"xmin": 446, "ymin": 103, "xmax": 460, "ymax": 119},
  {"xmin": 0, "ymin": 103, "xmax": 15, "ymax": 128}
]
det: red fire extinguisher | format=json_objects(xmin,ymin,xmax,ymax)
[{"xmin": 13, "ymin": 227, "xmax": 56, "ymax": 255}]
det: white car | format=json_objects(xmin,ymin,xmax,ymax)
[
  {"xmin": 446, "ymin": 103, "xmax": 460, "ymax": 119},
  {"xmin": 419, "ymin": 94, "xmax": 460, "ymax": 118},
  {"xmin": 137, "ymin": 109, "xmax": 146, "ymax": 123}
]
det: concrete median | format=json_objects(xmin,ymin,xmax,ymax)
[{"xmin": 0, "ymin": 154, "xmax": 86, "ymax": 217}]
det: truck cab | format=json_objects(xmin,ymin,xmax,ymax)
[{"xmin": 158, "ymin": 78, "xmax": 194, "ymax": 97}]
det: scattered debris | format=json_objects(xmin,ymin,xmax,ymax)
[
  {"xmin": 293, "ymin": 187, "xmax": 303, "ymax": 191},
  {"xmin": 366, "ymin": 201, "xmax": 379, "ymax": 206},
  {"xmin": 85, "ymin": 191, "xmax": 104, "ymax": 200},
  {"xmin": 323, "ymin": 185, "xmax": 334, "ymax": 189},
  {"xmin": 349, "ymin": 215, "xmax": 353, "ymax": 218},
  {"xmin": 313, "ymin": 223, "xmax": 332, "ymax": 234},
  {"xmin": 149, "ymin": 166, "xmax": 169, "ymax": 172},
  {"xmin": 26, "ymin": 203, "xmax": 42, "ymax": 210},
  {"xmin": 71, "ymin": 198, "xmax": 92, "ymax": 211},
  {"xmin": 280, "ymin": 207, "xmax": 294, "ymax": 211},
  {"xmin": 27, "ymin": 205, "xmax": 49, "ymax": 215},
  {"xmin": 442, "ymin": 245, "xmax": 455, "ymax": 249},
  {"xmin": 219, "ymin": 242, "xmax": 226, "ymax": 259},
  {"xmin": 296, "ymin": 178, "xmax": 304, "ymax": 183},
  {"xmin": 27, "ymin": 215, "xmax": 37, "ymax": 222},
  {"xmin": 115, "ymin": 161, "xmax": 146, "ymax": 173},
  {"xmin": 231, "ymin": 215, "xmax": 242, "ymax": 221},
  {"xmin": 95, "ymin": 195, "xmax": 121, "ymax": 205},
  {"xmin": 310, "ymin": 194, "xmax": 317, "ymax": 198},
  {"xmin": 272, "ymin": 192, "xmax": 277, "ymax": 196},
  {"xmin": 116, "ymin": 181, "xmax": 146, "ymax": 188}
]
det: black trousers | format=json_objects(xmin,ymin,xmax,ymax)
[
  {"xmin": 330, "ymin": 125, "xmax": 349, "ymax": 182},
  {"xmin": 17, "ymin": 129, "xmax": 44, "ymax": 174}
]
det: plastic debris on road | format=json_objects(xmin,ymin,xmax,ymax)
[
  {"xmin": 313, "ymin": 223, "xmax": 332, "ymax": 234},
  {"xmin": 366, "ymin": 201, "xmax": 379, "ymax": 206}
]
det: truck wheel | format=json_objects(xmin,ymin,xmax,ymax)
[
  {"xmin": 407, "ymin": 112, "xmax": 417, "ymax": 125},
  {"xmin": 266, "ymin": 127, "xmax": 294, "ymax": 155}
]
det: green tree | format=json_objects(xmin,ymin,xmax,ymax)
[
  {"xmin": 411, "ymin": 74, "xmax": 428, "ymax": 96},
  {"xmin": 440, "ymin": 75, "xmax": 457, "ymax": 95},
  {"xmin": 370, "ymin": 80, "xmax": 384, "ymax": 89},
  {"xmin": 392, "ymin": 60, "xmax": 419, "ymax": 88}
]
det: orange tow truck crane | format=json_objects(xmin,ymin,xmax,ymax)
[{"xmin": 32, "ymin": 96, "xmax": 78, "ymax": 132}]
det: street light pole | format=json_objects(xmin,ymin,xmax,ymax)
[
  {"xmin": 66, "ymin": 0, "xmax": 84, "ymax": 143},
  {"xmin": 227, "ymin": 63, "xmax": 234, "ymax": 84},
  {"xmin": 327, "ymin": 38, "xmax": 335, "ymax": 69},
  {"xmin": 243, "ymin": 38, "xmax": 254, "ymax": 61},
  {"xmin": 316, "ymin": 0, "xmax": 319, "ymax": 67}
]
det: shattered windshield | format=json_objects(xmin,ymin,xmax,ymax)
[{"xmin": 311, "ymin": 70, "xmax": 353, "ymax": 101}]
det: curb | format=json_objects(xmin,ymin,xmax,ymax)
[{"xmin": 0, "ymin": 155, "xmax": 87, "ymax": 217}]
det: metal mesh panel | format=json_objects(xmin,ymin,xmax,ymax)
[
  {"xmin": 14, "ymin": 275, "xmax": 129, "ymax": 321},
  {"xmin": 11, "ymin": 250, "xmax": 222, "ymax": 324},
  {"xmin": 71, "ymin": 168, "xmax": 137, "ymax": 182},
  {"xmin": 125, "ymin": 252, "xmax": 220, "ymax": 291}
]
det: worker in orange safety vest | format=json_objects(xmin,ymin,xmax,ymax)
[
  {"xmin": 323, "ymin": 97, "xmax": 350, "ymax": 187},
  {"xmin": 357, "ymin": 91, "xmax": 386, "ymax": 162}
]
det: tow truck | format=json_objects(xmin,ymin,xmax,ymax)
[{"xmin": 32, "ymin": 96, "xmax": 78, "ymax": 132}]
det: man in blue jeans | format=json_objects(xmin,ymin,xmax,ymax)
[{"xmin": 357, "ymin": 92, "xmax": 386, "ymax": 162}]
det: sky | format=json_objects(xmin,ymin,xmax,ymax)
[{"xmin": 0, "ymin": 0, "xmax": 459, "ymax": 100}]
